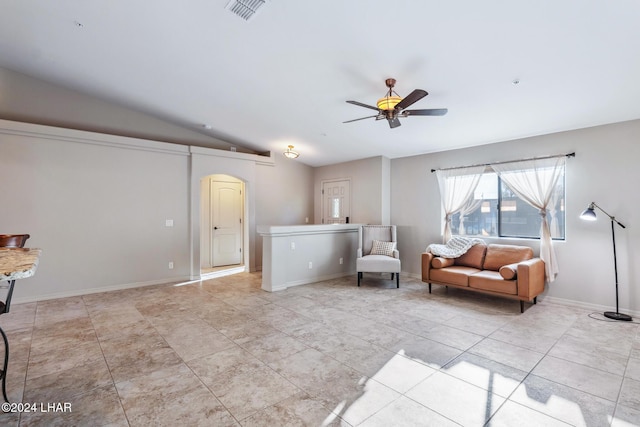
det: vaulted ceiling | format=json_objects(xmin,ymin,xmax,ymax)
[{"xmin": 2, "ymin": 0, "xmax": 640, "ymax": 166}]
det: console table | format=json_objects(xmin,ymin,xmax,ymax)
[{"xmin": 0, "ymin": 248, "xmax": 41, "ymax": 402}]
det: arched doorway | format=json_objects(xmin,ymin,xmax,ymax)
[{"xmin": 200, "ymin": 174, "xmax": 245, "ymax": 278}]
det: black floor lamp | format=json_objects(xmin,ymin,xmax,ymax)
[{"xmin": 580, "ymin": 202, "xmax": 632, "ymax": 321}]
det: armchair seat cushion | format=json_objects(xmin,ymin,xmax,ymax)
[{"xmin": 356, "ymin": 255, "xmax": 401, "ymax": 273}]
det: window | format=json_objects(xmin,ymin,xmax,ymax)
[{"xmin": 450, "ymin": 168, "xmax": 566, "ymax": 240}]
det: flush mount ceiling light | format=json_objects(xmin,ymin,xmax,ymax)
[{"xmin": 283, "ymin": 145, "xmax": 299, "ymax": 159}]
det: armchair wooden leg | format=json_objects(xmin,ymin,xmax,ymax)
[
  {"xmin": 357, "ymin": 272, "xmax": 361, "ymax": 287},
  {"xmin": 520, "ymin": 300, "xmax": 524, "ymax": 313},
  {"xmin": 428, "ymin": 283, "xmax": 432, "ymax": 294},
  {"xmin": 396, "ymin": 273, "xmax": 399, "ymax": 288}
]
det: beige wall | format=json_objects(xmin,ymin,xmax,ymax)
[
  {"xmin": 0, "ymin": 121, "xmax": 191, "ymax": 300},
  {"xmin": 314, "ymin": 156, "xmax": 390, "ymax": 225},
  {"xmin": 255, "ymin": 154, "xmax": 315, "ymax": 271}
]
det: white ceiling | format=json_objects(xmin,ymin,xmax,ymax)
[{"xmin": 2, "ymin": 0, "xmax": 640, "ymax": 167}]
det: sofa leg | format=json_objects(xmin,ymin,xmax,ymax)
[
  {"xmin": 428, "ymin": 283, "xmax": 431, "ymax": 294},
  {"xmin": 396, "ymin": 273, "xmax": 399, "ymax": 288},
  {"xmin": 357, "ymin": 272, "xmax": 361, "ymax": 287},
  {"xmin": 391, "ymin": 273, "xmax": 394, "ymax": 280},
  {"xmin": 534, "ymin": 297, "xmax": 537, "ymax": 304},
  {"xmin": 520, "ymin": 300, "xmax": 524, "ymax": 313}
]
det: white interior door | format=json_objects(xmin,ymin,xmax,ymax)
[
  {"xmin": 322, "ymin": 179, "xmax": 351, "ymax": 224},
  {"xmin": 211, "ymin": 179, "xmax": 242, "ymax": 267}
]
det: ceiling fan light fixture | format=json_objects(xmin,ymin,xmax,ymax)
[
  {"xmin": 376, "ymin": 96, "xmax": 402, "ymax": 111},
  {"xmin": 283, "ymin": 145, "xmax": 299, "ymax": 159}
]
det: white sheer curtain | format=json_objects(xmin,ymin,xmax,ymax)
[
  {"xmin": 458, "ymin": 198, "xmax": 482, "ymax": 235},
  {"xmin": 491, "ymin": 157, "xmax": 566, "ymax": 282},
  {"xmin": 435, "ymin": 166, "xmax": 485, "ymax": 243}
]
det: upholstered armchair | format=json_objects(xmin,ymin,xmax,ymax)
[{"xmin": 356, "ymin": 225, "xmax": 401, "ymax": 288}]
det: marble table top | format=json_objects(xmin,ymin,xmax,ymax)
[{"xmin": 0, "ymin": 248, "xmax": 42, "ymax": 281}]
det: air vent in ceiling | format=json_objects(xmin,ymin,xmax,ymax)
[{"xmin": 225, "ymin": 0, "xmax": 266, "ymax": 21}]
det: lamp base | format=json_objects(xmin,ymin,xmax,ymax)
[{"xmin": 604, "ymin": 311, "xmax": 633, "ymax": 322}]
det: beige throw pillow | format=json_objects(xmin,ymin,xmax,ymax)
[{"xmin": 370, "ymin": 240, "xmax": 396, "ymax": 256}]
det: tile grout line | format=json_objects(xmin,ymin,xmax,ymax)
[
  {"xmin": 482, "ymin": 311, "xmax": 616, "ymax": 426},
  {"xmin": 15, "ymin": 302, "xmax": 37, "ymax": 427},
  {"xmin": 83, "ymin": 294, "xmax": 133, "ymax": 427}
]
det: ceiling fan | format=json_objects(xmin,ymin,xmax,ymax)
[{"xmin": 344, "ymin": 78, "xmax": 447, "ymax": 129}]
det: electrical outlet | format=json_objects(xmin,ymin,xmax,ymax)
[
  {"xmin": 305, "ymin": 217, "xmax": 309, "ymax": 223},
  {"xmin": 168, "ymin": 262, "xmax": 174, "ymax": 269},
  {"xmin": 291, "ymin": 242, "xmax": 295, "ymax": 250},
  {"xmin": 308, "ymin": 261, "xmax": 313, "ymax": 269},
  {"xmin": 165, "ymin": 219, "xmax": 174, "ymax": 227},
  {"xmin": 339, "ymin": 257, "xmax": 343, "ymax": 265}
]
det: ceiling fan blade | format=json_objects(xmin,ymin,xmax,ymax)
[
  {"xmin": 346, "ymin": 100, "xmax": 380, "ymax": 111},
  {"xmin": 388, "ymin": 117, "xmax": 401, "ymax": 128},
  {"xmin": 343, "ymin": 115, "xmax": 379, "ymax": 123},
  {"xmin": 394, "ymin": 89, "xmax": 428, "ymax": 111},
  {"xmin": 402, "ymin": 108, "xmax": 448, "ymax": 117}
]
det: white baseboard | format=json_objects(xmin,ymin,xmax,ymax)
[
  {"xmin": 267, "ymin": 272, "xmax": 353, "ymax": 292},
  {"xmin": 11, "ymin": 276, "xmax": 191, "ymax": 305},
  {"xmin": 540, "ymin": 295, "xmax": 640, "ymax": 318}
]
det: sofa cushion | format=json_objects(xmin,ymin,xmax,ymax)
[
  {"xmin": 469, "ymin": 270, "xmax": 518, "ymax": 295},
  {"xmin": 454, "ymin": 243, "xmax": 487, "ymax": 269},
  {"xmin": 430, "ymin": 266, "xmax": 479, "ymax": 287},
  {"xmin": 483, "ymin": 244, "xmax": 533, "ymax": 271},
  {"xmin": 432, "ymin": 257, "xmax": 455, "ymax": 269},
  {"xmin": 499, "ymin": 264, "xmax": 518, "ymax": 280}
]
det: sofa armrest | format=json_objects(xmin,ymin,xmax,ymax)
[
  {"xmin": 516, "ymin": 258, "xmax": 546, "ymax": 300},
  {"xmin": 357, "ymin": 248, "xmax": 363, "ymax": 258},
  {"xmin": 392, "ymin": 249, "xmax": 400, "ymax": 259},
  {"xmin": 422, "ymin": 252, "xmax": 434, "ymax": 282}
]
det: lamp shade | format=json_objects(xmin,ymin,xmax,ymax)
[
  {"xmin": 377, "ymin": 96, "xmax": 402, "ymax": 111},
  {"xmin": 580, "ymin": 203, "xmax": 597, "ymax": 221},
  {"xmin": 283, "ymin": 145, "xmax": 299, "ymax": 159}
]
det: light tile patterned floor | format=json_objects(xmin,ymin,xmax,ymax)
[{"xmin": 0, "ymin": 273, "xmax": 639, "ymax": 426}]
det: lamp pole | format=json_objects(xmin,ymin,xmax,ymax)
[
  {"xmin": 609, "ymin": 218, "xmax": 623, "ymax": 319},
  {"xmin": 586, "ymin": 203, "xmax": 632, "ymax": 321}
]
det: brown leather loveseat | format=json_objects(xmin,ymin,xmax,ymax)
[{"xmin": 422, "ymin": 242, "xmax": 545, "ymax": 312}]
